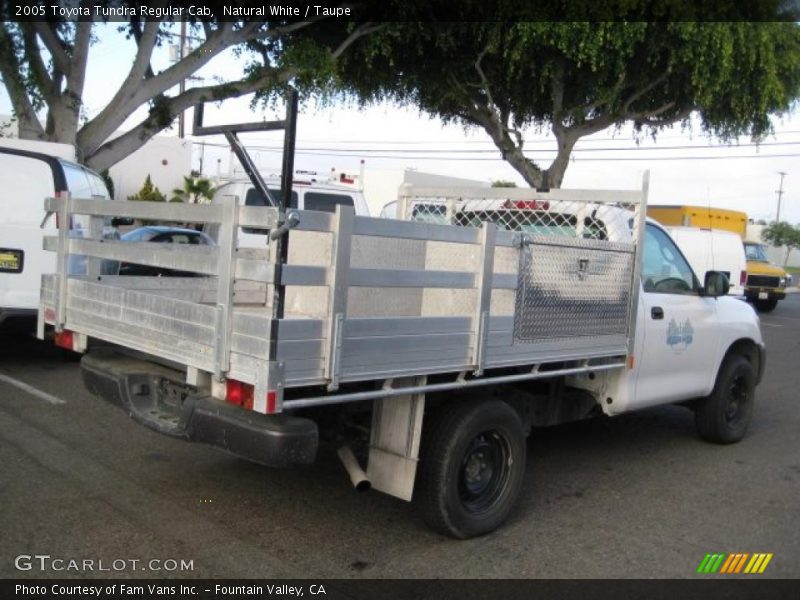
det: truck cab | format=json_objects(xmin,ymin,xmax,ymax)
[
  {"xmin": 582, "ymin": 220, "xmax": 763, "ymax": 420},
  {"xmin": 743, "ymin": 241, "xmax": 789, "ymax": 312}
]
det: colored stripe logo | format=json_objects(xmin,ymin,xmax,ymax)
[{"xmin": 697, "ymin": 553, "xmax": 773, "ymax": 574}]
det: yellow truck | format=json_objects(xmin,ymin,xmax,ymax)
[{"xmin": 647, "ymin": 205, "xmax": 789, "ymax": 312}]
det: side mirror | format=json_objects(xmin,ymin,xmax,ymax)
[
  {"xmin": 111, "ymin": 217, "xmax": 134, "ymax": 227},
  {"xmin": 702, "ymin": 271, "xmax": 730, "ymax": 298}
]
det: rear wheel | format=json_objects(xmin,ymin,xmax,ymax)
[
  {"xmin": 754, "ymin": 297, "xmax": 778, "ymax": 312},
  {"xmin": 417, "ymin": 399, "xmax": 526, "ymax": 539},
  {"xmin": 695, "ymin": 354, "xmax": 755, "ymax": 444}
]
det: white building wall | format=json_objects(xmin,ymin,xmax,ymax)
[{"xmin": 108, "ymin": 137, "xmax": 192, "ymax": 201}]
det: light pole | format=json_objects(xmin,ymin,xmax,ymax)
[{"xmin": 178, "ymin": 20, "xmax": 186, "ymax": 139}]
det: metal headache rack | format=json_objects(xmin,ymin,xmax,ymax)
[{"xmin": 38, "ymin": 92, "xmax": 649, "ymax": 414}]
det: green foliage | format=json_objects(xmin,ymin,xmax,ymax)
[
  {"xmin": 128, "ymin": 175, "xmax": 166, "ymax": 202},
  {"xmin": 171, "ymin": 174, "xmax": 214, "ymax": 204},
  {"xmin": 100, "ymin": 169, "xmax": 114, "ymax": 199},
  {"xmin": 334, "ymin": 15, "xmax": 800, "ymax": 187},
  {"xmin": 761, "ymin": 221, "xmax": 800, "ymax": 266},
  {"xmin": 491, "ymin": 180, "xmax": 518, "ymax": 188}
]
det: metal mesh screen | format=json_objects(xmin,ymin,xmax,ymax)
[
  {"xmin": 513, "ymin": 238, "xmax": 634, "ymax": 341},
  {"xmin": 402, "ymin": 197, "xmax": 613, "ymax": 241}
]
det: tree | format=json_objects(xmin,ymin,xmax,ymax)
[
  {"xmin": 0, "ymin": 3, "xmax": 380, "ymax": 171},
  {"xmin": 761, "ymin": 221, "xmax": 800, "ymax": 267},
  {"xmin": 128, "ymin": 174, "xmax": 166, "ymax": 202},
  {"xmin": 491, "ymin": 179, "xmax": 517, "ymax": 188},
  {"xmin": 171, "ymin": 173, "xmax": 213, "ymax": 204},
  {"xmin": 337, "ymin": 10, "xmax": 800, "ymax": 188}
]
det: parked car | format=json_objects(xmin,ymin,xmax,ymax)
[{"xmin": 107, "ymin": 226, "xmax": 215, "ymax": 277}]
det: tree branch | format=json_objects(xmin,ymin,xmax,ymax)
[
  {"xmin": 79, "ymin": 23, "xmax": 236, "ymax": 155},
  {"xmin": 31, "ymin": 22, "xmax": 70, "ymax": 75},
  {"xmin": 19, "ymin": 23, "xmax": 56, "ymax": 102},
  {"xmin": 635, "ymin": 105, "xmax": 693, "ymax": 127},
  {"xmin": 85, "ymin": 66, "xmax": 298, "ymax": 171},
  {"xmin": 129, "ymin": 17, "xmax": 160, "ymax": 80},
  {"xmin": 332, "ymin": 23, "xmax": 385, "ymax": 59},
  {"xmin": 0, "ymin": 25, "xmax": 45, "ymax": 138},
  {"xmin": 621, "ymin": 72, "xmax": 669, "ymax": 114},
  {"xmin": 66, "ymin": 20, "xmax": 91, "ymax": 99}
]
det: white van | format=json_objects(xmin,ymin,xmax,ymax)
[
  {"xmin": 210, "ymin": 176, "xmax": 369, "ymax": 248},
  {"xmin": 664, "ymin": 226, "xmax": 747, "ymax": 296},
  {"xmin": 0, "ymin": 144, "xmax": 115, "ymax": 329}
]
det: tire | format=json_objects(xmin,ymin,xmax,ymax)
[
  {"xmin": 754, "ymin": 297, "xmax": 778, "ymax": 312},
  {"xmin": 416, "ymin": 399, "xmax": 527, "ymax": 539},
  {"xmin": 695, "ymin": 355, "xmax": 755, "ymax": 444}
]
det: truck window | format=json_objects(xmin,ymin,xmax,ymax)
[
  {"xmin": 87, "ymin": 171, "xmax": 110, "ymax": 199},
  {"xmin": 642, "ymin": 224, "xmax": 698, "ymax": 294},
  {"xmin": 61, "ymin": 163, "xmax": 92, "ymax": 198},
  {"xmin": 244, "ymin": 187, "xmax": 299, "ymax": 209},
  {"xmin": 411, "ymin": 203, "xmax": 448, "ymax": 224},
  {"xmin": 454, "ymin": 210, "xmax": 577, "ymax": 236},
  {"xmin": 744, "ymin": 243, "xmax": 768, "ymax": 261},
  {"xmin": 303, "ymin": 192, "xmax": 354, "ymax": 213}
]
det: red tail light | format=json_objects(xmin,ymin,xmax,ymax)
[
  {"xmin": 502, "ymin": 199, "xmax": 549, "ymax": 210},
  {"xmin": 740, "ymin": 271, "xmax": 747, "ymax": 286},
  {"xmin": 53, "ymin": 330, "xmax": 74, "ymax": 350},
  {"xmin": 225, "ymin": 380, "xmax": 278, "ymax": 413},
  {"xmin": 225, "ymin": 379, "xmax": 254, "ymax": 410},
  {"xmin": 266, "ymin": 391, "xmax": 277, "ymax": 414}
]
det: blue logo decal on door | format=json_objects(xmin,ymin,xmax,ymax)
[{"xmin": 667, "ymin": 318, "xmax": 694, "ymax": 352}]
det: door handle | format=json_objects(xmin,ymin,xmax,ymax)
[{"xmin": 651, "ymin": 306, "xmax": 664, "ymax": 320}]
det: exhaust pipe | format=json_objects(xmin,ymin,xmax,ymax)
[{"xmin": 337, "ymin": 446, "xmax": 371, "ymax": 492}]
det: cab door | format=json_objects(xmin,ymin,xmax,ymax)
[{"xmin": 631, "ymin": 223, "xmax": 720, "ymax": 410}]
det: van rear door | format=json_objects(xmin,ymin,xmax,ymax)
[{"xmin": 0, "ymin": 153, "xmax": 57, "ymax": 318}]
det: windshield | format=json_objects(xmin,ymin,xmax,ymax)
[{"xmin": 744, "ymin": 243, "xmax": 768, "ymax": 261}]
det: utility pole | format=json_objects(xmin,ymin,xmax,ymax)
[
  {"xmin": 178, "ymin": 21, "xmax": 186, "ymax": 139},
  {"xmin": 776, "ymin": 171, "xmax": 787, "ymax": 222}
]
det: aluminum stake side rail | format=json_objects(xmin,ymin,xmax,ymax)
[{"xmin": 38, "ymin": 176, "xmax": 653, "ymax": 538}]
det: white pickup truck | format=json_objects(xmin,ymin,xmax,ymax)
[
  {"xmin": 37, "ymin": 177, "xmax": 763, "ymax": 539},
  {"xmin": 36, "ymin": 102, "xmax": 764, "ymax": 539}
]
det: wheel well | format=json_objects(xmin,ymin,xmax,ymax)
[{"xmin": 721, "ymin": 339, "xmax": 761, "ymax": 380}]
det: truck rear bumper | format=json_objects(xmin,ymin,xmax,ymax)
[{"xmin": 81, "ymin": 350, "xmax": 318, "ymax": 468}]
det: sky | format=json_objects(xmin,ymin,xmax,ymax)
[{"xmin": 1, "ymin": 23, "xmax": 799, "ymax": 223}]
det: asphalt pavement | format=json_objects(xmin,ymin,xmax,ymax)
[{"xmin": 1, "ymin": 295, "xmax": 799, "ymax": 579}]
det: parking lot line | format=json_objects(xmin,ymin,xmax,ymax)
[
  {"xmin": 760, "ymin": 323, "xmax": 783, "ymax": 328},
  {"xmin": 0, "ymin": 373, "xmax": 66, "ymax": 405}
]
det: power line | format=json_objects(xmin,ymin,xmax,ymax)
[
  {"xmin": 194, "ymin": 141, "xmax": 800, "ymax": 162},
  {"xmin": 248, "ymin": 140, "xmax": 800, "ymax": 154},
  {"xmin": 226, "ymin": 130, "xmax": 800, "ymax": 146}
]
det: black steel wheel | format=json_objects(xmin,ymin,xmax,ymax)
[
  {"xmin": 695, "ymin": 354, "xmax": 755, "ymax": 444},
  {"xmin": 417, "ymin": 399, "xmax": 526, "ymax": 539}
]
